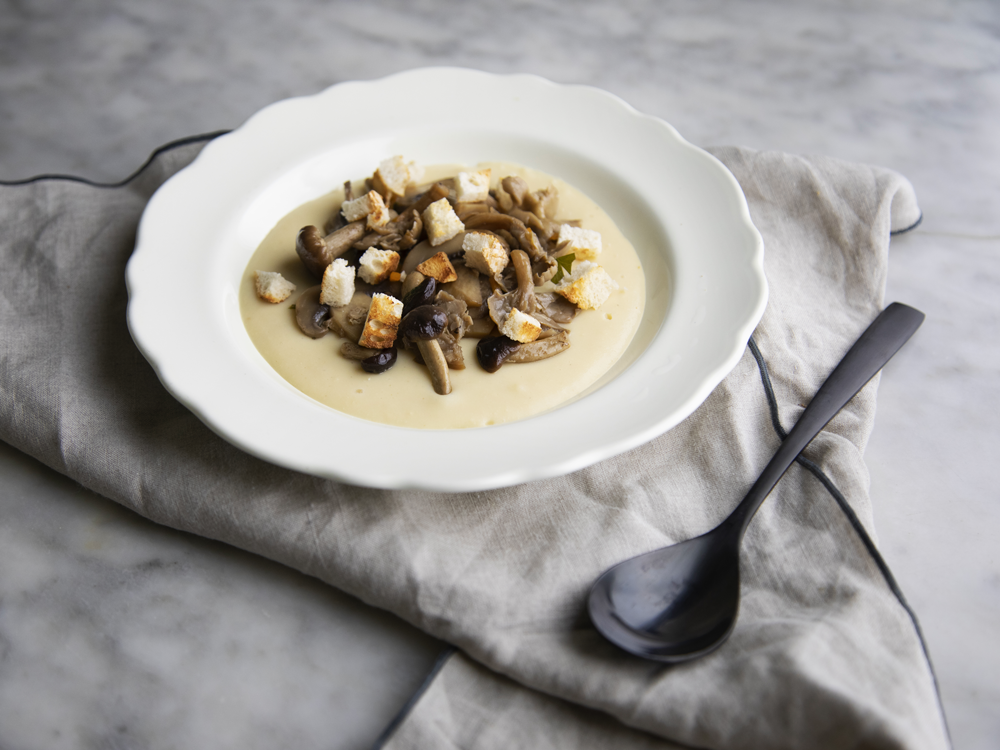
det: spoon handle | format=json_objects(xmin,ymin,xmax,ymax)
[{"xmin": 727, "ymin": 302, "xmax": 925, "ymax": 535}]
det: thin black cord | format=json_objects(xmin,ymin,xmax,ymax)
[
  {"xmin": 0, "ymin": 130, "xmax": 232, "ymax": 188},
  {"xmin": 747, "ymin": 334, "xmax": 952, "ymax": 748},
  {"xmin": 890, "ymin": 213, "xmax": 923, "ymax": 235},
  {"xmin": 370, "ymin": 645, "xmax": 457, "ymax": 750}
]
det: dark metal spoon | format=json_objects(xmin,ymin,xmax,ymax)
[{"xmin": 588, "ymin": 302, "xmax": 925, "ymax": 662}]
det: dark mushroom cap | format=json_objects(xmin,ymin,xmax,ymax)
[
  {"xmin": 296, "ymin": 222, "xmax": 367, "ymax": 279},
  {"xmin": 399, "ymin": 305, "xmax": 448, "ymax": 341},
  {"xmin": 476, "ymin": 336, "xmax": 521, "ymax": 373},
  {"xmin": 295, "ymin": 226, "xmax": 330, "ymax": 278},
  {"xmin": 401, "ymin": 276, "xmax": 438, "ymax": 316},
  {"xmin": 361, "ymin": 347, "xmax": 397, "ymax": 374}
]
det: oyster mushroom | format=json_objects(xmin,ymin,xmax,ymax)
[
  {"xmin": 501, "ymin": 175, "xmax": 529, "ymax": 206},
  {"xmin": 506, "ymin": 331, "xmax": 571, "ymax": 362},
  {"xmin": 296, "ymin": 222, "xmax": 366, "ymax": 278},
  {"xmin": 487, "ymin": 249, "xmax": 538, "ymax": 327},
  {"xmin": 462, "ymin": 212, "xmax": 556, "ymax": 284}
]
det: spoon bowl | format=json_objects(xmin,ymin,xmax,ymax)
[
  {"xmin": 590, "ymin": 525, "xmax": 741, "ymax": 661},
  {"xmin": 588, "ymin": 303, "xmax": 925, "ymax": 662}
]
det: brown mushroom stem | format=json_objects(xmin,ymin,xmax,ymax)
[
  {"xmin": 416, "ymin": 339, "xmax": 452, "ymax": 395},
  {"xmin": 510, "ymin": 249, "xmax": 535, "ymax": 310},
  {"xmin": 296, "ymin": 221, "xmax": 366, "ymax": 278}
]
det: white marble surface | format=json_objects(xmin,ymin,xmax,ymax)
[{"xmin": 2, "ymin": 1, "xmax": 998, "ymax": 748}]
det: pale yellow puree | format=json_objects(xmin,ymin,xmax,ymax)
[{"xmin": 239, "ymin": 162, "xmax": 645, "ymax": 429}]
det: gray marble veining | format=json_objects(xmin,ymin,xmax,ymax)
[
  {"xmin": 2, "ymin": 1, "xmax": 998, "ymax": 748},
  {"xmin": 0, "ymin": 445, "xmax": 442, "ymax": 748}
]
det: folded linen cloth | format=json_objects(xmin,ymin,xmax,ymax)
[{"xmin": 0, "ymin": 137, "xmax": 948, "ymax": 750}]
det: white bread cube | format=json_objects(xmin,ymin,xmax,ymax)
[
  {"xmin": 462, "ymin": 231, "xmax": 509, "ymax": 276},
  {"xmin": 554, "ymin": 261, "xmax": 619, "ymax": 310},
  {"xmin": 557, "ymin": 224, "xmax": 602, "ymax": 261},
  {"xmin": 422, "ymin": 198, "xmax": 465, "ymax": 246},
  {"xmin": 500, "ymin": 308, "xmax": 542, "ymax": 343},
  {"xmin": 375, "ymin": 156, "xmax": 423, "ymax": 197},
  {"xmin": 358, "ymin": 293, "xmax": 403, "ymax": 348},
  {"xmin": 320, "ymin": 258, "xmax": 355, "ymax": 307},
  {"xmin": 342, "ymin": 190, "xmax": 389, "ymax": 229},
  {"xmin": 358, "ymin": 248, "xmax": 400, "ymax": 284},
  {"xmin": 455, "ymin": 169, "xmax": 491, "ymax": 202},
  {"xmin": 254, "ymin": 271, "xmax": 296, "ymax": 303}
]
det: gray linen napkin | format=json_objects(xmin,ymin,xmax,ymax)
[{"xmin": 0, "ymin": 137, "xmax": 948, "ymax": 750}]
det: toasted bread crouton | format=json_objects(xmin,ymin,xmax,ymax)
[
  {"xmin": 358, "ymin": 248, "xmax": 400, "ymax": 284},
  {"xmin": 254, "ymin": 271, "xmax": 296, "ymax": 303},
  {"xmin": 500, "ymin": 308, "xmax": 542, "ymax": 343},
  {"xmin": 557, "ymin": 224, "xmax": 602, "ymax": 261},
  {"xmin": 422, "ymin": 198, "xmax": 465, "ymax": 246},
  {"xmin": 320, "ymin": 258, "xmax": 355, "ymax": 307},
  {"xmin": 554, "ymin": 261, "xmax": 619, "ymax": 310},
  {"xmin": 415, "ymin": 251, "xmax": 458, "ymax": 283},
  {"xmin": 342, "ymin": 190, "xmax": 389, "ymax": 229},
  {"xmin": 358, "ymin": 293, "xmax": 403, "ymax": 348},
  {"xmin": 455, "ymin": 169, "xmax": 491, "ymax": 203},
  {"xmin": 373, "ymin": 156, "xmax": 423, "ymax": 200},
  {"xmin": 462, "ymin": 231, "xmax": 509, "ymax": 276}
]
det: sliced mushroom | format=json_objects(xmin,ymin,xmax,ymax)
[
  {"xmin": 328, "ymin": 291, "xmax": 372, "ymax": 343},
  {"xmin": 296, "ymin": 222, "xmax": 366, "ymax": 278},
  {"xmin": 294, "ymin": 286, "xmax": 331, "ymax": 339},
  {"xmin": 465, "ymin": 315, "xmax": 498, "ymax": 338},
  {"xmin": 415, "ymin": 339, "xmax": 451, "ymax": 395},
  {"xmin": 441, "ymin": 262, "xmax": 482, "ymax": 307},
  {"xmin": 401, "ymin": 233, "xmax": 466, "ymax": 275}
]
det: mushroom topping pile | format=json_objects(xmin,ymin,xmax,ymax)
[{"xmin": 256, "ymin": 156, "xmax": 622, "ymax": 395}]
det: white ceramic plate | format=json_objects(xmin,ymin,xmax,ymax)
[{"xmin": 126, "ymin": 68, "xmax": 766, "ymax": 492}]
